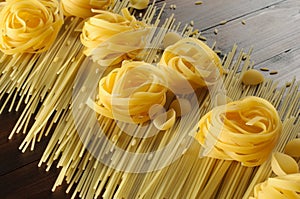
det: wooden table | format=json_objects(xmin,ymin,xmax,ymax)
[{"xmin": 1, "ymin": 0, "xmax": 299, "ymax": 198}]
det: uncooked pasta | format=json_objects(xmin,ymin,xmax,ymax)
[
  {"xmin": 87, "ymin": 61, "xmax": 168, "ymax": 124},
  {"xmin": 195, "ymin": 96, "xmax": 282, "ymax": 167},
  {"xmin": 1, "ymin": 1, "xmax": 299, "ymax": 198},
  {"xmin": 250, "ymin": 174, "xmax": 300, "ymax": 199},
  {"xmin": 250, "ymin": 143, "xmax": 300, "ymax": 198},
  {"xmin": 169, "ymin": 98, "xmax": 192, "ymax": 117},
  {"xmin": 271, "ymin": 152, "xmax": 299, "ymax": 176},
  {"xmin": 152, "ymin": 108, "xmax": 176, "ymax": 130},
  {"xmin": 80, "ymin": 7, "xmax": 148, "ymax": 62},
  {"xmin": 284, "ymin": 138, "xmax": 300, "ymax": 157},
  {"xmin": 0, "ymin": 0, "xmax": 63, "ymax": 54},
  {"xmin": 129, "ymin": 0, "xmax": 149, "ymax": 10},
  {"xmin": 159, "ymin": 37, "xmax": 224, "ymax": 93},
  {"xmin": 61, "ymin": 0, "xmax": 114, "ymax": 18}
]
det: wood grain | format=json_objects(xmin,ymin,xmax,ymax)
[{"xmin": 0, "ymin": 0, "xmax": 299, "ymax": 198}]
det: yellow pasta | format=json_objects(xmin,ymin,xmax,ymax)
[
  {"xmin": 0, "ymin": 0, "xmax": 63, "ymax": 55},
  {"xmin": 87, "ymin": 61, "xmax": 168, "ymax": 123},
  {"xmin": 271, "ymin": 152, "xmax": 299, "ymax": 176},
  {"xmin": 80, "ymin": 8, "xmax": 148, "ymax": 62},
  {"xmin": 250, "ymin": 174, "xmax": 300, "ymax": 199},
  {"xmin": 153, "ymin": 108, "xmax": 176, "ymax": 130},
  {"xmin": 0, "ymin": 2, "xmax": 4, "ymax": 11},
  {"xmin": 159, "ymin": 37, "xmax": 224, "ymax": 93},
  {"xmin": 169, "ymin": 98, "xmax": 191, "ymax": 117},
  {"xmin": 284, "ymin": 138, "xmax": 300, "ymax": 157},
  {"xmin": 61, "ymin": 0, "xmax": 114, "ymax": 18},
  {"xmin": 1, "ymin": 0, "xmax": 299, "ymax": 198},
  {"xmin": 195, "ymin": 96, "xmax": 282, "ymax": 167},
  {"xmin": 129, "ymin": 0, "xmax": 149, "ymax": 10}
]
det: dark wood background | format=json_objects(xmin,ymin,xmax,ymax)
[{"xmin": 1, "ymin": 0, "xmax": 299, "ymax": 198}]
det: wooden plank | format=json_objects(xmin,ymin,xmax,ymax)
[
  {"xmin": 202, "ymin": 0, "xmax": 300, "ymax": 60},
  {"xmin": 0, "ymin": 105, "xmax": 53, "ymax": 176},
  {"xmin": 254, "ymin": 47, "xmax": 300, "ymax": 85},
  {"xmin": 158, "ymin": 0, "xmax": 286, "ymax": 29},
  {"xmin": 0, "ymin": 161, "xmax": 69, "ymax": 199},
  {"xmin": 198, "ymin": 0, "xmax": 300, "ymax": 84}
]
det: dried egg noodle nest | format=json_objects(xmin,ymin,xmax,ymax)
[
  {"xmin": 0, "ymin": 0, "xmax": 63, "ymax": 55},
  {"xmin": 195, "ymin": 96, "xmax": 282, "ymax": 167},
  {"xmin": 61, "ymin": 0, "xmax": 114, "ymax": 18},
  {"xmin": 250, "ymin": 174, "xmax": 300, "ymax": 199},
  {"xmin": 88, "ymin": 61, "xmax": 168, "ymax": 124},
  {"xmin": 159, "ymin": 38, "xmax": 224, "ymax": 93},
  {"xmin": 89, "ymin": 27, "xmax": 151, "ymax": 66},
  {"xmin": 80, "ymin": 8, "xmax": 148, "ymax": 60}
]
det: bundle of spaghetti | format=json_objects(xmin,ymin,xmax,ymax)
[
  {"xmin": 195, "ymin": 96, "xmax": 282, "ymax": 167},
  {"xmin": 80, "ymin": 8, "xmax": 148, "ymax": 61},
  {"xmin": 250, "ymin": 174, "xmax": 300, "ymax": 199},
  {"xmin": 87, "ymin": 60, "xmax": 168, "ymax": 123},
  {"xmin": 61, "ymin": 0, "xmax": 114, "ymax": 18},
  {"xmin": 38, "ymin": 44, "xmax": 299, "ymax": 199},
  {"xmin": 0, "ymin": 0, "xmax": 64, "ymax": 55},
  {"xmin": 159, "ymin": 37, "xmax": 224, "ymax": 93},
  {"xmin": 3, "ymin": 17, "xmax": 84, "ymax": 151},
  {"xmin": 5, "ymin": 0, "xmax": 135, "ymax": 151}
]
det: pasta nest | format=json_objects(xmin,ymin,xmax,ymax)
[
  {"xmin": 129, "ymin": 0, "xmax": 149, "ymax": 10},
  {"xmin": 250, "ymin": 174, "xmax": 300, "ymax": 199},
  {"xmin": 61, "ymin": 0, "xmax": 114, "ymax": 18},
  {"xmin": 195, "ymin": 96, "xmax": 282, "ymax": 167},
  {"xmin": 159, "ymin": 38, "xmax": 224, "ymax": 92},
  {"xmin": 0, "ymin": 0, "xmax": 63, "ymax": 55},
  {"xmin": 80, "ymin": 8, "xmax": 148, "ymax": 65},
  {"xmin": 94, "ymin": 61, "xmax": 168, "ymax": 123}
]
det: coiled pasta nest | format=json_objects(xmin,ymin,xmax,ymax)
[
  {"xmin": 195, "ymin": 96, "xmax": 282, "ymax": 167},
  {"xmin": 250, "ymin": 174, "xmax": 300, "ymax": 199},
  {"xmin": 92, "ymin": 61, "xmax": 168, "ymax": 124},
  {"xmin": 80, "ymin": 8, "xmax": 148, "ymax": 65},
  {"xmin": 61, "ymin": 0, "xmax": 114, "ymax": 18},
  {"xmin": 159, "ymin": 38, "xmax": 224, "ymax": 93},
  {"xmin": 0, "ymin": 0, "xmax": 63, "ymax": 54}
]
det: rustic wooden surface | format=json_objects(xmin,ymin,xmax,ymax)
[{"xmin": 0, "ymin": 0, "xmax": 299, "ymax": 198}]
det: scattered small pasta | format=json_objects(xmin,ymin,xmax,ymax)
[
  {"xmin": 159, "ymin": 38, "xmax": 224, "ymax": 93},
  {"xmin": 195, "ymin": 96, "xmax": 282, "ymax": 167},
  {"xmin": 241, "ymin": 69, "xmax": 264, "ymax": 86},
  {"xmin": 284, "ymin": 138, "xmax": 300, "ymax": 157},
  {"xmin": 61, "ymin": 0, "xmax": 114, "ymax": 18},
  {"xmin": 87, "ymin": 61, "xmax": 168, "ymax": 123},
  {"xmin": 80, "ymin": 8, "xmax": 148, "ymax": 63},
  {"xmin": 0, "ymin": 0, "xmax": 63, "ymax": 55},
  {"xmin": 271, "ymin": 152, "xmax": 299, "ymax": 176}
]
